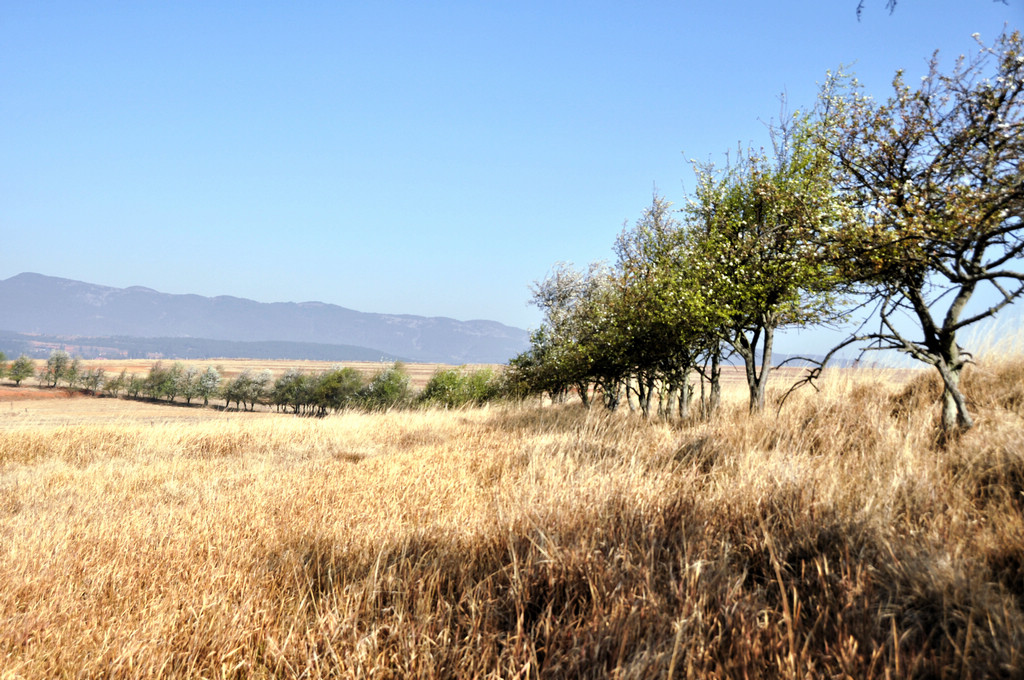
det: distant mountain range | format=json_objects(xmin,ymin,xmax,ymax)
[{"xmin": 0, "ymin": 273, "xmax": 530, "ymax": 364}]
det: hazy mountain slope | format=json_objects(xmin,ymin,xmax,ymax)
[{"xmin": 0, "ymin": 273, "xmax": 529, "ymax": 364}]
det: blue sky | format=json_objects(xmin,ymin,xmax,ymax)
[{"xmin": 2, "ymin": 1, "xmax": 1020, "ymax": 349}]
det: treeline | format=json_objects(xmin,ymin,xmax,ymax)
[
  {"xmin": 0, "ymin": 349, "xmax": 509, "ymax": 414},
  {"xmin": 505, "ymin": 30, "xmax": 1024, "ymax": 435},
  {"xmin": 0, "ymin": 330, "xmax": 402, "ymax": 363}
]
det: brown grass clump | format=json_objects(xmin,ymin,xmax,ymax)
[{"xmin": 1, "ymin": 358, "xmax": 1023, "ymax": 677}]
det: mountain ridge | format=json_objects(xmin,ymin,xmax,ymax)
[{"xmin": 0, "ymin": 273, "xmax": 529, "ymax": 364}]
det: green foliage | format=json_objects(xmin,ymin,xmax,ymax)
[
  {"xmin": 43, "ymin": 350, "xmax": 72, "ymax": 388},
  {"xmin": 198, "ymin": 367, "xmax": 221, "ymax": 406},
  {"xmin": 178, "ymin": 365, "xmax": 202, "ymax": 405},
  {"xmin": 419, "ymin": 367, "xmax": 464, "ymax": 406},
  {"xmin": 523, "ymin": 262, "xmax": 628, "ymax": 407},
  {"xmin": 143, "ymin": 363, "xmax": 173, "ymax": 400},
  {"xmin": 81, "ymin": 367, "xmax": 105, "ymax": 395},
  {"xmin": 359, "ymin": 362, "xmax": 411, "ymax": 411},
  {"xmin": 313, "ymin": 367, "xmax": 364, "ymax": 414},
  {"xmin": 9, "ymin": 355, "xmax": 35, "ymax": 386},
  {"xmin": 271, "ymin": 369, "xmax": 310, "ymax": 414},
  {"xmin": 64, "ymin": 358, "xmax": 82, "ymax": 389},
  {"xmin": 684, "ymin": 119, "xmax": 848, "ymax": 412},
  {"xmin": 103, "ymin": 369, "xmax": 128, "ymax": 397},
  {"xmin": 125, "ymin": 374, "xmax": 145, "ymax": 399},
  {"xmin": 219, "ymin": 369, "xmax": 271, "ymax": 412},
  {"xmin": 516, "ymin": 125, "xmax": 847, "ymax": 417},
  {"xmin": 419, "ymin": 366, "xmax": 502, "ymax": 408}
]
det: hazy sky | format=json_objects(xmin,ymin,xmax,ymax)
[{"xmin": 2, "ymin": 1, "xmax": 1021, "ymax": 339}]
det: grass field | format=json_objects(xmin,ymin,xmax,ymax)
[{"xmin": 1, "ymin": 356, "xmax": 1022, "ymax": 678}]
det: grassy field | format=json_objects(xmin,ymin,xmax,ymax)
[{"xmin": 0, "ymin": 356, "xmax": 1022, "ymax": 678}]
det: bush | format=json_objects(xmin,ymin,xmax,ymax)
[
  {"xmin": 419, "ymin": 368, "xmax": 466, "ymax": 407},
  {"xmin": 313, "ymin": 367, "xmax": 364, "ymax": 415},
  {"xmin": 359, "ymin": 362, "xmax": 412, "ymax": 411},
  {"xmin": 419, "ymin": 366, "xmax": 503, "ymax": 408}
]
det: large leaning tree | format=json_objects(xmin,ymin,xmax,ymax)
[{"xmin": 819, "ymin": 30, "xmax": 1024, "ymax": 434}]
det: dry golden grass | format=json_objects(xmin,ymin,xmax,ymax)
[{"xmin": 0, "ymin": 356, "xmax": 1022, "ymax": 678}]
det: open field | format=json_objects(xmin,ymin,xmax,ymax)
[{"xmin": 1, "ymin": 357, "xmax": 1022, "ymax": 678}]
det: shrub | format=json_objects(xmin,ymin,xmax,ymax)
[
  {"xmin": 313, "ymin": 367, "xmax": 364, "ymax": 415},
  {"xmin": 359, "ymin": 362, "xmax": 411, "ymax": 411},
  {"xmin": 419, "ymin": 368, "xmax": 466, "ymax": 407},
  {"xmin": 420, "ymin": 366, "xmax": 503, "ymax": 408}
]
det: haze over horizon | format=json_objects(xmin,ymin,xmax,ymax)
[{"xmin": 3, "ymin": 2, "xmax": 1021, "ymax": 353}]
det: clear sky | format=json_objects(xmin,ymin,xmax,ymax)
[{"xmin": 2, "ymin": 1, "xmax": 1021, "ymax": 343}]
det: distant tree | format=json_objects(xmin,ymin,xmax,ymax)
[
  {"xmin": 198, "ymin": 367, "xmax": 221, "ymax": 406},
  {"xmin": 251, "ymin": 370, "xmax": 273, "ymax": 410},
  {"xmin": 81, "ymin": 367, "xmax": 105, "ymax": 395},
  {"xmin": 818, "ymin": 30, "xmax": 1024, "ymax": 435},
  {"xmin": 528, "ymin": 262, "xmax": 627, "ymax": 409},
  {"xmin": 103, "ymin": 369, "xmax": 128, "ymax": 397},
  {"xmin": 143, "ymin": 363, "xmax": 169, "ymax": 400},
  {"xmin": 64, "ymin": 358, "xmax": 82, "ymax": 390},
  {"xmin": 313, "ymin": 366, "xmax": 364, "ymax": 414},
  {"xmin": 464, "ymin": 367, "xmax": 501, "ymax": 405},
  {"xmin": 221, "ymin": 371, "xmax": 250, "ymax": 411},
  {"xmin": 162, "ymin": 363, "xmax": 185, "ymax": 402},
  {"xmin": 419, "ymin": 366, "xmax": 501, "ymax": 408},
  {"xmin": 419, "ymin": 367, "xmax": 465, "ymax": 408},
  {"xmin": 9, "ymin": 355, "xmax": 34, "ymax": 386},
  {"xmin": 125, "ymin": 374, "xmax": 145, "ymax": 399},
  {"xmin": 359, "ymin": 362, "xmax": 412, "ymax": 411},
  {"xmin": 504, "ymin": 330, "xmax": 564, "ymax": 402},
  {"xmin": 179, "ymin": 365, "xmax": 203, "ymax": 405},
  {"xmin": 42, "ymin": 350, "xmax": 72, "ymax": 388},
  {"xmin": 220, "ymin": 369, "xmax": 270, "ymax": 411},
  {"xmin": 0, "ymin": 351, "xmax": 6, "ymax": 381},
  {"xmin": 273, "ymin": 369, "xmax": 318, "ymax": 414}
]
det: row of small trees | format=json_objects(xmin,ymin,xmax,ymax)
[
  {"xmin": 507, "ymin": 31, "xmax": 1024, "ymax": 435},
  {"xmin": 1, "ymin": 349, "xmax": 508, "ymax": 414}
]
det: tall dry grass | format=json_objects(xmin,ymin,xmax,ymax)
[{"xmin": 0, "ymin": 355, "xmax": 1022, "ymax": 678}]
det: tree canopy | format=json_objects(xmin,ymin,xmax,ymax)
[{"xmin": 818, "ymin": 30, "xmax": 1024, "ymax": 433}]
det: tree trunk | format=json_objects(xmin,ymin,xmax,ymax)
[
  {"xmin": 936, "ymin": 361, "xmax": 973, "ymax": 435},
  {"xmin": 737, "ymin": 326, "xmax": 774, "ymax": 413},
  {"xmin": 637, "ymin": 375, "xmax": 655, "ymax": 418},
  {"xmin": 576, "ymin": 381, "xmax": 591, "ymax": 409},
  {"xmin": 625, "ymin": 376, "xmax": 638, "ymax": 413},
  {"xmin": 677, "ymin": 374, "xmax": 692, "ymax": 421},
  {"xmin": 660, "ymin": 382, "xmax": 675, "ymax": 419},
  {"xmin": 708, "ymin": 350, "xmax": 721, "ymax": 417},
  {"xmin": 602, "ymin": 380, "xmax": 621, "ymax": 411}
]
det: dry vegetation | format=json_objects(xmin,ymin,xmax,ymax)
[{"xmin": 1, "ymin": 353, "xmax": 1023, "ymax": 678}]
